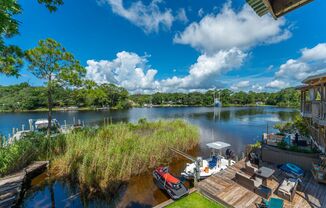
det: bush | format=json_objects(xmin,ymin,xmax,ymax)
[
  {"xmin": 277, "ymin": 140, "xmax": 287, "ymax": 149},
  {"xmin": 274, "ymin": 116, "xmax": 309, "ymax": 136}
]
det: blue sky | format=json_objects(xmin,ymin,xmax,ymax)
[{"xmin": 2, "ymin": 0, "xmax": 326, "ymax": 93}]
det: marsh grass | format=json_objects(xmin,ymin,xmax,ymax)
[
  {"xmin": 51, "ymin": 119, "xmax": 199, "ymax": 192},
  {"xmin": 0, "ymin": 133, "xmax": 66, "ymax": 176}
]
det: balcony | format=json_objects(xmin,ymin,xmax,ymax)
[
  {"xmin": 302, "ymin": 101, "xmax": 326, "ymax": 126},
  {"xmin": 302, "ymin": 101, "xmax": 312, "ymax": 118}
]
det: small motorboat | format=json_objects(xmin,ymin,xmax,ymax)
[
  {"xmin": 181, "ymin": 141, "xmax": 236, "ymax": 180},
  {"xmin": 153, "ymin": 166, "xmax": 189, "ymax": 200},
  {"xmin": 278, "ymin": 163, "xmax": 304, "ymax": 178}
]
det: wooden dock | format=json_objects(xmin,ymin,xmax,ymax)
[
  {"xmin": 198, "ymin": 160, "xmax": 326, "ymax": 208},
  {"xmin": 0, "ymin": 161, "xmax": 49, "ymax": 208}
]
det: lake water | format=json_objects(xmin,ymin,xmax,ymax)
[{"xmin": 0, "ymin": 106, "xmax": 299, "ymax": 207}]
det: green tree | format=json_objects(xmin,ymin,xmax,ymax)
[
  {"xmin": 26, "ymin": 38, "xmax": 85, "ymax": 135},
  {"xmin": 0, "ymin": 0, "xmax": 63, "ymax": 76}
]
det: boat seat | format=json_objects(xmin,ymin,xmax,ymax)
[{"xmin": 208, "ymin": 156, "xmax": 218, "ymax": 169}]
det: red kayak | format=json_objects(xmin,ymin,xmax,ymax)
[{"xmin": 153, "ymin": 166, "xmax": 189, "ymax": 200}]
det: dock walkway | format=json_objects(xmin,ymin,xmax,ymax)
[
  {"xmin": 198, "ymin": 160, "xmax": 326, "ymax": 208},
  {"xmin": 0, "ymin": 161, "xmax": 49, "ymax": 208}
]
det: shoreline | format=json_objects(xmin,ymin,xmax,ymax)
[{"xmin": 0, "ymin": 104, "xmax": 297, "ymax": 113}]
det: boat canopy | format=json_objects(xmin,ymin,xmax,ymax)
[{"xmin": 206, "ymin": 141, "xmax": 231, "ymax": 150}]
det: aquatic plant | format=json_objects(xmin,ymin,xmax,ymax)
[
  {"xmin": 0, "ymin": 133, "xmax": 65, "ymax": 176},
  {"xmin": 50, "ymin": 119, "xmax": 199, "ymax": 192}
]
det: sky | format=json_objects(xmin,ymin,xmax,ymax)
[{"xmin": 2, "ymin": 0, "xmax": 326, "ymax": 93}]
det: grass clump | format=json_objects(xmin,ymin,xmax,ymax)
[
  {"xmin": 50, "ymin": 119, "xmax": 199, "ymax": 192},
  {"xmin": 167, "ymin": 192, "xmax": 225, "ymax": 208},
  {"xmin": 0, "ymin": 133, "xmax": 65, "ymax": 176}
]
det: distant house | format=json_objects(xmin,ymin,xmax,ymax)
[
  {"xmin": 297, "ymin": 73, "xmax": 326, "ymax": 153},
  {"xmin": 247, "ymin": 0, "xmax": 314, "ymax": 19}
]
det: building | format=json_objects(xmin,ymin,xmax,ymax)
[
  {"xmin": 247, "ymin": 0, "xmax": 314, "ymax": 19},
  {"xmin": 297, "ymin": 73, "xmax": 326, "ymax": 153}
]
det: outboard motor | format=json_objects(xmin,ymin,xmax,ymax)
[
  {"xmin": 196, "ymin": 157, "xmax": 203, "ymax": 167},
  {"xmin": 225, "ymin": 149, "xmax": 234, "ymax": 159}
]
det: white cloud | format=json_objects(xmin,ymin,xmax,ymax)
[
  {"xmin": 99, "ymin": 0, "xmax": 175, "ymax": 33},
  {"xmin": 86, "ymin": 49, "xmax": 246, "ymax": 93},
  {"xmin": 276, "ymin": 59, "xmax": 310, "ymax": 80},
  {"xmin": 266, "ymin": 80, "xmax": 289, "ymax": 89},
  {"xmin": 267, "ymin": 65, "xmax": 274, "ymax": 71},
  {"xmin": 174, "ymin": 2, "xmax": 291, "ymax": 54},
  {"xmin": 275, "ymin": 43, "xmax": 326, "ymax": 82},
  {"xmin": 86, "ymin": 51, "xmax": 159, "ymax": 92},
  {"xmin": 230, "ymin": 80, "xmax": 250, "ymax": 91},
  {"xmin": 160, "ymin": 48, "xmax": 246, "ymax": 91},
  {"xmin": 176, "ymin": 8, "xmax": 188, "ymax": 23},
  {"xmin": 252, "ymin": 84, "xmax": 264, "ymax": 92},
  {"xmin": 301, "ymin": 43, "xmax": 326, "ymax": 61},
  {"xmin": 198, "ymin": 8, "xmax": 204, "ymax": 17}
]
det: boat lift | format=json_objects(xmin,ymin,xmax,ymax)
[{"xmin": 169, "ymin": 147, "xmax": 202, "ymax": 185}]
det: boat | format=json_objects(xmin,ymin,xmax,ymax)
[
  {"xmin": 181, "ymin": 141, "xmax": 236, "ymax": 180},
  {"xmin": 214, "ymin": 90, "xmax": 222, "ymax": 107},
  {"xmin": 153, "ymin": 166, "xmax": 189, "ymax": 200},
  {"xmin": 34, "ymin": 119, "xmax": 61, "ymax": 131},
  {"xmin": 214, "ymin": 98, "xmax": 222, "ymax": 107},
  {"xmin": 278, "ymin": 163, "xmax": 304, "ymax": 178}
]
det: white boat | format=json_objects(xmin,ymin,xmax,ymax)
[
  {"xmin": 181, "ymin": 141, "xmax": 235, "ymax": 179},
  {"xmin": 35, "ymin": 119, "xmax": 60, "ymax": 131}
]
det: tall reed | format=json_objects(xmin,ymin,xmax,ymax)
[
  {"xmin": 51, "ymin": 119, "xmax": 199, "ymax": 192},
  {"xmin": 0, "ymin": 133, "xmax": 65, "ymax": 176}
]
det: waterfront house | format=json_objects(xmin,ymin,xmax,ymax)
[{"xmin": 297, "ymin": 73, "xmax": 326, "ymax": 154}]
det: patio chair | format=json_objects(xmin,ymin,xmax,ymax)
[
  {"xmin": 256, "ymin": 197, "xmax": 284, "ymax": 208},
  {"xmin": 235, "ymin": 172, "xmax": 262, "ymax": 192},
  {"xmin": 255, "ymin": 184, "xmax": 272, "ymax": 199},
  {"xmin": 277, "ymin": 178, "xmax": 298, "ymax": 201},
  {"xmin": 245, "ymin": 160, "xmax": 258, "ymax": 175}
]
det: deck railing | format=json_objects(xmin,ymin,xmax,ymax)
[
  {"xmin": 302, "ymin": 101, "xmax": 326, "ymax": 122},
  {"xmin": 303, "ymin": 101, "xmax": 312, "ymax": 115},
  {"xmin": 312, "ymin": 101, "xmax": 321, "ymax": 119}
]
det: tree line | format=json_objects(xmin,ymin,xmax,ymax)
[
  {"xmin": 130, "ymin": 88, "xmax": 300, "ymax": 107},
  {"xmin": 0, "ymin": 82, "xmax": 130, "ymax": 111}
]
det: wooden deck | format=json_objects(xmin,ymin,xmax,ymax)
[
  {"xmin": 198, "ymin": 160, "xmax": 326, "ymax": 208},
  {"xmin": 0, "ymin": 161, "xmax": 49, "ymax": 208}
]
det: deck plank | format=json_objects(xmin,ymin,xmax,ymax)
[
  {"xmin": 198, "ymin": 159, "xmax": 326, "ymax": 208},
  {"xmin": 0, "ymin": 161, "xmax": 49, "ymax": 208}
]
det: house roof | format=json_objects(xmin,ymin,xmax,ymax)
[
  {"xmin": 303, "ymin": 72, "xmax": 326, "ymax": 84},
  {"xmin": 247, "ymin": 0, "xmax": 314, "ymax": 19}
]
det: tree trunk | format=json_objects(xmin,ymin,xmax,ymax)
[{"xmin": 47, "ymin": 81, "xmax": 53, "ymax": 137}]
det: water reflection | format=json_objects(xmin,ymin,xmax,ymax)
[{"xmin": 10, "ymin": 106, "xmax": 299, "ymax": 207}]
